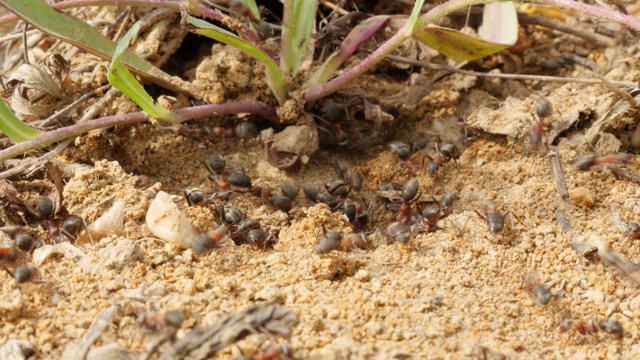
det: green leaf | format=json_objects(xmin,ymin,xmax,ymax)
[
  {"xmin": 281, "ymin": 0, "xmax": 317, "ymax": 75},
  {"xmin": 239, "ymin": 0, "xmax": 261, "ymax": 22},
  {"xmin": 108, "ymin": 23, "xmax": 183, "ymax": 123},
  {"xmin": 414, "ymin": 25, "xmax": 511, "ymax": 61},
  {"xmin": 0, "ymin": 98, "xmax": 41, "ymax": 143},
  {"xmin": 0, "ymin": 0, "xmax": 193, "ymax": 96},
  {"xmin": 185, "ymin": 15, "xmax": 288, "ymax": 105},
  {"xmin": 405, "ymin": 0, "xmax": 426, "ymax": 34}
]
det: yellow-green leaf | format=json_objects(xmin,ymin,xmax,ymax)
[{"xmin": 414, "ymin": 25, "xmax": 510, "ymax": 61}]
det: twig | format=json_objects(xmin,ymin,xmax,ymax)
[
  {"xmin": 141, "ymin": 330, "xmax": 178, "ymax": 360},
  {"xmin": 548, "ymin": 151, "xmax": 569, "ymax": 202},
  {"xmin": 0, "ymin": 87, "xmax": 120, "ymax": 179},
  {"xmin": 159, "ymin": 302, "xmax": 299, "ymax": 360},
  {"xmin": 593, "ymin": 70, "xmax": 637, "ymax": 108},
  {"xmin": 38, "ymin": 84, "xmax": 112, "ymax": 129},
  {"xmin": 74, "ymin": 305, "xmax": 118, "ymax": 360},
  {"xmin": 517, "ymin": 13, "xmax": 616, "ymax": 48},
  {"xmin": 373, "ymin": 52, "xmax": 636, "ymax": 88},
  {"xmin": 319, "ymin": 0, "xmax": 349, "ymax": 16}
]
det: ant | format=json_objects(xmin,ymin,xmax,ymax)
[
  {"xmin": 1, "ymin": 265, "xmax": 43, "ymax": 284},
  {"xmin": 529, "ymin": 97, "xmax": 552, "ymax": 150},
  {"xmin": 192, "ymin": 225, "xmax": 229, "ymax": 254},
  {"xmin": 270, "ymin": 182, "xmax": 299, "ymax": 213},
  {"xmin": 384, "ymin": 221, "xmax": 412, "ymax": 244},
  {"xmin": 324, "ymin": 179, "xmax": 350, "ymax": 198},
  {"xmin": 209, "ymin": 122, "xmax": 258, "ymax": 140},
  {"xmin": 339, "ymin": 232, "xmax": 370, "ymax": 252},
  {"xmin": 314, "ymin": 229, "xmax": 370, "ymax": 254},
  {"xmin": 559, "ymin": 319, "xmax": 599, "ymax": 335},
  {"xmin": 394, "ymin": 178, "xmax": 421, "ymax": 224},
  {"xmin": 597, "ymin": 318, "xmax": 623, "ymax": 335},
  {"xmin": 245, "ymin": 228, "xmax": 278, "ymax": 250},
  {"xmin": 474, "ymin": 201, "xmax": 517, "ymax": 233},
  {"xmin": 205, "ymin": 154, "xmax": 230, "ymax": 191},
  {"xmin": 342, "ymin": 198, "xmax": 371, "ymax": 229},
  {"xmin": 314, "ymin": 229, "xmax": 342, "ymax": 254},
  {"xmin": 420, "ymin": 204, "xmax": 452, "ymax": 233},
  {"xmin": 303, "ymin": 184, "xmax": 341, "ymax": 209},
  {"xmin": 313, "ymin": 102, "xmax": 349, "ymax": 146},
  {"xmin": 624, "ymin": 222, "xmax": 640, "ymax": 239},
  {"xmin": 335, "ymin": 160, "xmax": 363, "ymax": 191},
  {"xmin": 139, "ymin": 310, "xmax": 185, "ymax": 333},
  {"xmin": 574, "ymin": 153, "xmax": 631, "ymax": 171},
  {"xmin": 523, "ymin": 271, "xmax": 551, "ymax": 305},
  {"xmin": 388, "ymin": 141, "xmax": 420, "ymax": 175},
  {"xmin": 424, "ymin": 143, "xmax": 460, "ymax": 178},
  {"xmin": 220, "ymin": 204, "xmax": 244, "ymax": 225},
  {"xmin": 25, "ymin": 196, "xmax": 85, "ymax": 243},
  {"xmin": 226, "ymin": 218, "xmax": 276, "ymax": 250}
]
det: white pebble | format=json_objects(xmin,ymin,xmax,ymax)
[{"xmin": 146, "ymin": 191, "xmax": 198, "ymax": 249}]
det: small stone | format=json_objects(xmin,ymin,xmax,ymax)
[
  {"xmin": 97, "ymin": 239, "xmax": 143, "ymax": 270},
  {"xmin": 354, "ymin": 269, "xmax": 370, "ymax": 282},
  {"xmin": 327, "ymin": 309, "xmax": 340, "ymax": 319},
  {"xmin": 364, "ymin": 321, "xmax": 383, "ymax": 336},
  {"xmin": 569, "ymin": 187, "xmax": 595, "ymax": 207},
  {"xmin": 0, "ymin": 290, "xmax": 24, "ymax": 321},
  {"xmin": 0, "ymin": 339, "xmax": 35, "ymax": 360},
  {"xmin": 255, "ymin": 287, "xmax": 283, "ymax": 303},
  {"xmin": 593, "ymin": 289, "xmax": 605, "ymax": 306},
  {"xmin": 145, "ymin": 282, "xmax": 166, "ymax": 297},
  {"xmin": 146, "ymin": 191, "xmax": 198, "ymax": 249}
]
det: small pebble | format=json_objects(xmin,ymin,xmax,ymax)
[
  {"xmin": 354, "ymin": 269, "xmax": 370, "ymax": 282},
  {"xmin": 569, "ymin": 187, "xmax": 595, "ymax": 207}
]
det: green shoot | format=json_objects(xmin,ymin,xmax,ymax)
[
  {"xmin": 0, "ymin": 98, "xmax": 41, "ymax": 143},
  {"xmin": 239, "ymin": 0, "xmax": 261, "ymax": 22},
  {"xmin": 280, "ymin": 0, "xmax": 317, "ymax": 76},
  {"xmin": 108, "ymin": 23, "xmax": 183, "ymax": 123},
  {"xmin": 185, "ymin": 15, "xmax": 288, "ymax": 105},
  {"xmin": 0, "ymin": 0, "xmax": 192, "ymax": 96}
]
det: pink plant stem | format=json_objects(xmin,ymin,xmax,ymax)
[
  {"xmin": 0, "ymin": 102, "xmax": 276, "ymax": 162},
  {"xmin": 304, "ymin": 0, "xmax": 640, "ymax": 104},
  {"xmin": 537, "ymin": 0, "xmax": 640, "ymax": 31},
  {"xmin": 303, "ymin": 30, "xmax": 408, "ymax": 104}
]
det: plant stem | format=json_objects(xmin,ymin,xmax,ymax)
[
  {"xmin": 537, "ymin": 0, "xmax": 640, "ymax": 32},
  {"xmin": 305, "ymin": 0, "xmax": 640, "ymax": 103},
  {"xmin": 0, "ymin": 102, "xmax": 276, "ymax": 162},
  {"xmin": 303, "ymin": 30, "xmax": 409, "ymax": 104}
]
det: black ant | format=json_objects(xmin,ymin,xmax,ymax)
[{"xmin": 424, "ymin": 143, "xmax": 459, "ymax": 178}]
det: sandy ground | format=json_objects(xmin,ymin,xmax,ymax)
[{"xmin": 1, "ymin": 2, "xmax": 640, "ymax": 360}]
